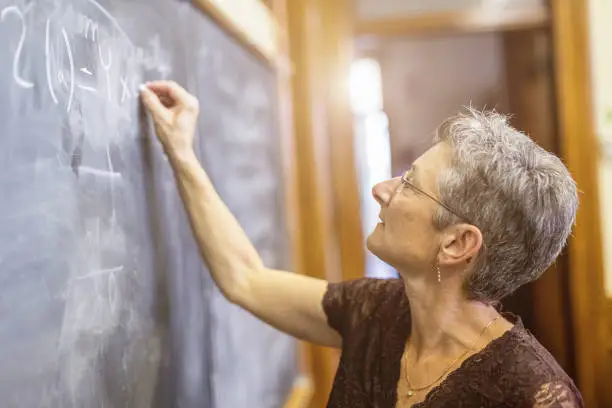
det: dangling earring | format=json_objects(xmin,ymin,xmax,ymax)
[{"xmin": 436, "ymin": 264, "xmax": 441, "ymax": 283}]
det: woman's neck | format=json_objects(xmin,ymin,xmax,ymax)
[{"xmin": 402, "ymin": 276, "xmax": 501, "ymax": 362}]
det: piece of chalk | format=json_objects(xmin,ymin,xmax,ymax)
[{"xmin": 138, "ymin": 84, "xmax": 147, "ymax": 92}]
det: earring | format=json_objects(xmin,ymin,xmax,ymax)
[{"xmin": 436, "ymin": 264, "xmax": 441, "ymax": 283}]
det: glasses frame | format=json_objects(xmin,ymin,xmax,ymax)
[{"xmin": 400, "ymin": 172, "xmax": 472, "ymax": 225}]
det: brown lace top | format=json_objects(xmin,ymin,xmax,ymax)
[{"xmin": 322, "ymin": 278, "xmax": 583, "ymax": 408}]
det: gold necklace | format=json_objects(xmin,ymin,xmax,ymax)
[{"xmin": 403, "ymin": 315, "xmax": 502, "ymax": 398}]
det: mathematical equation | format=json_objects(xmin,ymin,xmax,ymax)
[{"xmin": 1, "ymin": 0, "xmax": 172, "ymax": 113}]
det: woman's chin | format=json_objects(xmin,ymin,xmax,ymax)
[
  {"xmin": 365, "ymin": 231, "xmax": 379, "ymax": 253},
  {"xmin": 366, "ymin": 233, "xmax": 390, "ymax": 262}
]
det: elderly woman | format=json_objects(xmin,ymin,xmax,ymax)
[{"xmin": 140, "ymin": 81, "xmax": 583, "ymax": 408}]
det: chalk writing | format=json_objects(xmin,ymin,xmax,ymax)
[
  {"xmin": 75, "ymin": 265, "xmax": 124, "ymax": 280},
  {"xmin": 120, "ymin": 76, "xmax": 130, "ymax": 103},
  {"xmin": 75, "ymin": 216, "xmax": 125, "ymax": 314},
  {"xmin": 86, "ymin": 0, "xmax": 131, "ymax": 43},
  {"xmin": 2, "ymin": 0, "xmax": 171, "ymax": 112},
  {"xmin": 77, "ymin": 84, "xmax": 97, "ymax": 93},
  {"xmin": 45, "ymin": 18, "xmax": 58, "ymax": 104},
  {"xmin": 98, "ymin": 41, "xmax": 113, "ymax": 101},
  {"xmin": 61, "ymin": 27, "xmax": 74, "ymax": 112},
  {"xmin": 1, "ymin": 6, "xmax": 34, "ymax": 88},
  {"xmin": 76, "ymin": 12, "xmax": 99, "ymax": 42},
  {"xmin": 108, "ymin": 269, "xmax": 117, "ymax": 312},
  {"xmin": 78, "ymin": 166, "xmax": 122, "ymax": 179}
]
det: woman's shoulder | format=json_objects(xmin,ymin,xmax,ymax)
[
  {"xmin": 499, "ymin": 319, "xmax": 573, "ymax": 380},
  {"xmin": 469, "ymin": 317, "xmax": 583, "ymax": 406},
  {"xmin": 322, "ymin": 277, "xmax": 409, "ymax": 337},
  {"xmin": 327, "ymin": 277, "xmax": 407, "ymax": 311}
]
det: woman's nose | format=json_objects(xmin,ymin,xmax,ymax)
[{"xmin": 372, "ymin": 178, "xmax": 399, "ymax": 206}]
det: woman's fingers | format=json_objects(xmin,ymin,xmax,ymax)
[
  {"xmin": 139, "ymin": 80, "xmax": 199, "ymax": 155},
  {"xmin": 139, "ymin": 85, "xmax": 169, "ymax": 120},
  {"xmin": 158, "ymin": 95, "xmax": 174, "ymax": 108},
  {"xmin": 146, "ymin": 80, "xmax": 199, "ymax": 111}
]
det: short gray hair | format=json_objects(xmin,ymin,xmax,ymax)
[{"xmin": 433, "ymin": 108, "xmax": 578, "ymax": 302}]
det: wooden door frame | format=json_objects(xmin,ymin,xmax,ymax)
[
  {"xmin": 284, "ymin": 0, "xmax": 367, "ymax": 406},
  {"xmin": 501, "ymin": 28, "xmax": 575, "ymax": 374},
  {"xmin": 549, "ymin": 0, "xmax": 607, "ymax": 406},
  {"xmin": 354, "ymin": 5, "xmax": 549, "ymax": 37}
]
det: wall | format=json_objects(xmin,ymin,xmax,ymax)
[
  {"xmin": 589, "ymin": 0, "xmax": 612, "ymax": 297},
  {"xmin": 356, "ymin": 0, "xmax": 545, "ymax": 20},
  {"xmin": 586, "ymin": 0, "xmax": 612, "ymax": 401},
  {"xmin": 373, "ymin": 33, "xmax": 509, "ymax": 174},
  {"xmin": 286, "ymin": 0, "xmax": 365, "ymax": 406}
]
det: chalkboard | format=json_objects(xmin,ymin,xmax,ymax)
[{"xmin": 0, "ymin": 0, "xmax": 295, "ymax": 407}]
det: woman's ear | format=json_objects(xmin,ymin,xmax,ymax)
[{"xmin": 439, "ymin": 224, "xmax": 483, "ymax": 266}]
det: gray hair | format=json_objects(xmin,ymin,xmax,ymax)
[{"xmin": 433, "ymin": 108, "xmax": 578, "ymax": 302}]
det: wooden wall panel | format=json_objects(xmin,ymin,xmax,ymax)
[
  {"xmin": 355, "ymin": 6, "xmax": 549, "ymax": 37},
  {"xmin": 285, "ymin": 1, "xmax": 340, "ymax": 405},
  {"xmin": 550, "ymin": 0, "xmax": 608, "ymax": 406},
  {"xmin": 356, "ymin": 0, "xmax": 545, "ymax": 20},
  {"xmin": 284, "ymin": 0, "xmax": 366, "ymax": 406},
  {"xmin": 502, "ymin": 28, "xmax": 574, "ymax": 374},
  {"xmin": 318, "ymin": 0, "xmax": 366, "ymax": 282},
  {"xmin": 269, "ymin": 0, "xmax": 317, "ymax": 406}
]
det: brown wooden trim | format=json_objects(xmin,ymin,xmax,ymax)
[
  {"xmin": 192, "ymin": 0, "xmax": 281, "ymax": 64},
  {"xmin": 599, "ymin": 299, "xmax": 612, "ymax": 407},
  {"xmin": 502, "ymin": 28, "xmax": 573, "ymax": 372},
  {"xmin": 608, "ymin": 302, "xmax": 612, "ymax": 349},
  {"xmin": 550, "ymin": 0, "xmax": 607, "ymax": 405},
  {"xmin": 286, "ymin": 0, "xmax": 344, "ymax": 406},
  {"xmin": 605, "ymin": 300, "xmax": 612, "ymax": 408},
  {"xmin": 319, "ymin": 0, "xmax": 366, "ymax": 282},
  {"xmin": 283, "ymin": 375, "xmax": 315, "ymax": 408},
  {"xmin": 355, "ymin": 7, "xmax": 549, "ymax": 37},
  {"xmin": 272, "ymin": 1, "xmax": 319, "ymax": 406}
]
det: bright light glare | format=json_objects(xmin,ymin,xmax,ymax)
[{"xmin": 350, "ymin": 58, "xmax": 383, "ymax": 115}]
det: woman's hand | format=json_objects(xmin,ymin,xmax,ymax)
[{"xmin": 140, "ymin": 80, "xmax": 199, "ymax": 158}]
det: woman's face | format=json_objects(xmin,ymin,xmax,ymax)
[{"xmin": 367, "ymin": 143, "xmax": 452, "ymax": 273}]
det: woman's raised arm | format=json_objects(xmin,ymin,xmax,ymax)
[{"xmin": 140, "ymin": 81, "xmax": 341, "ymax": 348}]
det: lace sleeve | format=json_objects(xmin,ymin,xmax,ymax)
[
  {"xmin": 532, "ymin": 381, "xmax": 584, "ymax": 408},
  {"xmin": 322, "ymin": 278, "xmax": 399, "ymax": 337}
]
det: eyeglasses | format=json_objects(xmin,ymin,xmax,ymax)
[{"xmin": 400, "ymin": 171, "xmax": 472, "ymax": 224}]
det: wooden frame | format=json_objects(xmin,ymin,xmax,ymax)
[
  {"xmin": 324, "ymin": 0, "xmax": 366, "ymax": 284},
  {"xmin": 283, "ymin": 0, "xmax": 368, "ymax": 406},
  {"xmin": 355, "ymin": 6, "xmax": 549, "ymax": 37},
  {"xmin": 192, "ymin": 0, "xmax": 282, "ymax": 63},
  {"xmin": 282, "ymin": 0, "xmax": 369, "ymax": 406},
  {"xmin": 284, "ymin": 0, "xmax": 343, "ymax": 405},
  {"xmin": 550, "ymin": 0, "xmax": 608, "ymax": 406},
  {"xmin": 191, "ymin": 1, "xmax": 315, "ymax": 407},
  {"xmin": 501, "ymin": 28, "xmax": 575, "ymax": 373}
]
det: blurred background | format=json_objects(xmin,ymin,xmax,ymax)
[{"xmin": 257, "ymin": 0, "xmax": 612, "ymax": 407}]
